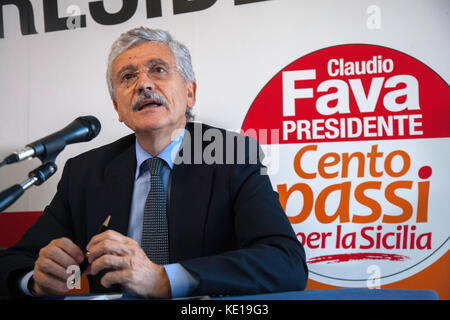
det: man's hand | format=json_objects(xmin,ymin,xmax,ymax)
[
  {"xmin": 32, "ymin": 237, "xmax": 85, "ymax": 295},
  {"xmin": 86, "ymin": 230, "xmax": 171, "ymax": 298}
]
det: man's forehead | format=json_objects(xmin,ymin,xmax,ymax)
[{"xmin": 112, "ymin": 41, "xmax": 175, "ymax": 72}]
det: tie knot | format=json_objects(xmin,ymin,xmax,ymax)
[{"xmin": 146, "ymin": 157, "xmax": 165, "ymax": 176}]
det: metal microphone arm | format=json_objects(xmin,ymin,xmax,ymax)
[{"xmin": 0, "ymin": 162, "xmax": 57, "ymax": 214}]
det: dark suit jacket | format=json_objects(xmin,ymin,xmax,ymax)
[{"xmin": 0, "ymin": 122, "xmax": 307, "ymax": 297}]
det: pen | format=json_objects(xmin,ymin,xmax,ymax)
[{"xmin": 79, "ymin": 215, "xmax": 111, "ymax": 275}]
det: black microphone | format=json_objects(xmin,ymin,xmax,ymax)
[{"xmin": 2, "ymin": 116, "xmax": 101, "ymax": 165}]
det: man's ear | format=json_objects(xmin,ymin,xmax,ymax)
[
  {"xmin": 186, "ymin": 81, "xmax": 197, "ymax": 108},
  {"xmin": 112, "ymin": 99, "xmax": 123, "ymax": 122}
]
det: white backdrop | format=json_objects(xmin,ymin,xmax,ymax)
[{"xmin": 1, "ymin": 0, "xmax": 448, "ymax": 211}]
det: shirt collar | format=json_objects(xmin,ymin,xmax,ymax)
[{"xmin": 135, "ymin": 129, "xmax": 185, "ymax": 179}]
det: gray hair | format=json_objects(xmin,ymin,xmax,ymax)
[{"xmin": 106, "ymin": 27, "xmax": 196, "ymax": 121}]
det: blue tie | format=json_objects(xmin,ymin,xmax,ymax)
[{"xmin": 141, "ymin": 157, "xmax": 169, "ymax": 265}]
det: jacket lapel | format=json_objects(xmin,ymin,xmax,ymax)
[
  {"xmin": 168, "ymin": 122, "xmax": 214, "ymax": 262},
  {"xmin": 85, "ymin": 140, "xmax": 136, "ymax": 243}
]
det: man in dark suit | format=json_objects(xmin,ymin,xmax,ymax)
[{"xmin": 0, "ymin": 27, "xmax": 307, "ymax": 298}]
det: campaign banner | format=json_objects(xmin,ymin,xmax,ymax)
[{"xmin": 242, "ymin": 44, "xmax": 450, "ymax": 288}]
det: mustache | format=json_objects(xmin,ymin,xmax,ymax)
[{"xmin": 131, "ymin": 92, "xmax": 168, "ymax": 111}]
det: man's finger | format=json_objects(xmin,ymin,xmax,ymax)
[
  {"xmin": 47, "ymin": 237, "xmax": 84, "ymax": 265},
  {"xmin": 56, "ymin": 238, "xmax": 85, "ymax": 264},
  {"xmin": 90, "ymin": 254, "xmax": 129, "ymax": 276},
  {"xmin": 33, "ymin": 268, "xmax": 69, "ymax": 294},
  {"xmin": 43, "ymin": 245, "xmax": 81, "ymax": 269},
  {"xmin": 87, "ymin": 239, "xmax": 130, "ymax": 264},
  {"xmin": 86, "ymin": 230, "xmax": 127, "ymax": 252},
  {"xmin": 100, "ymin": 269, "xmax": 128, "ymax": 289},
  {"xmin": 36, "ymin": 257, "xmax": 69, "ymax": 282}
]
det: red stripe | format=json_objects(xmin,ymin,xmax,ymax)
[
  {"xmin": 0, "ymin": 211, "xmax": 43, "ymax": 247},
  {"xmin": 307, "ymin": 252, "xmax": 410, "ymax": 264}
]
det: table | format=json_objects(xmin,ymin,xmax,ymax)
[
  {"xmin": 51, "ymin": 288, "xmax": 439, "ymax": 300},
  {"xmin": 213, "ymin": 288, "xmax": 439, "ymax": 300}
]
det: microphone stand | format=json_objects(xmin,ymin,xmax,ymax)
[
  {"xmin": 0, "ymin": 162, "xmax": 57, "ymax": 214},
  {"xmin": 0, "ymin": 115, "xmax": 101, "ymax": 214}
]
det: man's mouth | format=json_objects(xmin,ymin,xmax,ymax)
[{"xmin": 136, "ymin": 99, "xmax": 164, "ymax": 111}]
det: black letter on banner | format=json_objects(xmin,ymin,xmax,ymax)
[
  {"xmin": 0, "ymin": 0, "xmax": 37, "ymax": 38},
  {"xmin": 173, "ymin": 0, "xmax": 216, "ymax": 14},
  {"xmin": 89, "ymin": 0, "xmax": 138, "ymax": 25},
  {"xmin": 235, "ymin": 0, "xmax": 270, "ymax": 5},
  {"xmin": 43, "ymin": 0, "xmax": 86, "ymax": 32},
  {"xmin": 146, "ymin": 0, "xmax": 162, "ymax": 18}
]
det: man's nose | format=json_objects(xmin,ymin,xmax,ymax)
[{"xmin": 137, "ymin": 72, "xmax": 155, "ymax": 94}]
